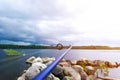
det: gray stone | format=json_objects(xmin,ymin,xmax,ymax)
[
  {"xmin": 33, "ymin": 57, "xmax": 43, "ymax": 63},
  {"xmin": 45, "ymin": 74, "xmax": 60, "ymax": 80},
  {"xmin": 85, "ymin": 66, "xmax": 95, "ymax": 75},
  {"xmin": 63, "ymin": 67, "xmax": 81, "ymax": 80},
  {"xmin": 52, "ymin": 65, "xmax": 65, "ymax": 79},
  {"xmin": 26, "ymin": 56, "xmax": 36, "ymax": 64},
  {"xmin": 25, "ymin": 65, "xmax": 40, "ymax": 79},
  {"xmin": 25, "ymin": 62, "xmax": 47, "ymax": 79},
  {"xmin": 62, "ymin": 76, "xmax": 75, "ymax": 80}
]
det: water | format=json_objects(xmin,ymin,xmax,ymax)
[{"xmin": 0, "ymin": 49, "xmax": 120, "ymax": 80}]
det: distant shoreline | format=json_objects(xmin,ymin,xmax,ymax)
[{"xmin": 0, "ymin": 44, "xmax": 120, "ymax": 50}]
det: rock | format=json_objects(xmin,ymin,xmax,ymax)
[
  {"xmin": 33, "ymin": 57, "xmax": 43, "ymax": 63},
  {"xmin": 63, "ymin": 67, "xmax": 81, "ymax": 80},
  {"xmin": 42, "ymin": 57, "xmax": 55, "ymax": 63},
  {"xmin": 80, "ymin": 71, "xmax": 88, "ymax": 80},
  {"xmin": 76, "ymin": 60, "xmax": 87, "ymax": 66},
  {"xmin": 71, "ymin": 60, "xmax": 77, "ymax": 65},
  {"xmin": 87, "ymin": 75, "xmax": 97, "ymax": 80},
  {"xmin": 85, "ymin": 66, "xmax": 96, "ymax": 75},
  {"xmin": 45, "ymin": 74, "xmax": 60, "ymax": 80},
  {"xmin": 32, "ymin": 62, "xmax": 47, "ymax": 71},
  {"xmin": 41, "ymin": 57, "xmax": 55, "ymax": 66},
  {"xmin": 26, "ymin": 62, "xmax": 47, "ymax": 79},
  {"xmin": 108, "ymin": 62, "xmax": 117, "ymax": 68},
  {"xmin": 52, "ymin": 65, "xmax": 65, "ymax": 79},
  {"xmin": 59, "ymin": 62, "xmax": 71, "ymax": 67},
  {"xmin": 26, "ymin": 56, "xmax": 36, "ymax": 64},
  {"xmin": 62, "ymin": 76, "xmax": 75, "ymax": 80},
  {"xmin": 25, "ymin": 64, "xmax": 40, "ymax": 79},
  {"xmin": 72, "ymin": 65, "xmax": 84, "ymax": 73},
  {"xmin": 72, "ymin": 65, "xmax": 88, "ymax": 80},
  {"xmin": 17, "ymin": 73, "xmax": 26, "ymax": 80},
  {"xmin": 45, "ymin": 61, "xmax": 53, "ymax": 66},
  {"xmin": 93, "ymin": 60, "xmax": 104, "ymax": 66},
  {"xmin": 60, "ymin": 59, "xmax": 66, "ymax": 62}
]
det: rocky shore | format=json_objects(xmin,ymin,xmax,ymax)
[{"xmin": 18, "ymin": 56, "xmax": 120, "ymax": 80}]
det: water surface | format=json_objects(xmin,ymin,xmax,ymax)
[{"xmin": 0, "ymin": 49, "xmax": 120, "ymax": 80}]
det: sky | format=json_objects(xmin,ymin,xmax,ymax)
[{"xmin": 0, "ymin": 0, "xmax": 120, "ymax": 46}]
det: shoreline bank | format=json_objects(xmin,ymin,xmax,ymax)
[{"xmin": 18, "ymin": 56, "xmax": 120, "ymax": 80}]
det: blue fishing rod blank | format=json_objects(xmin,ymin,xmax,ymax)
[{"xmin": 32, "ymin": 45, "xmax": 72, "ymax": 80}]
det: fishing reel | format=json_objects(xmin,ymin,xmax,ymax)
[{"xmin": 56, "ymin": 43, "xmax": 63, "ymax": 50}]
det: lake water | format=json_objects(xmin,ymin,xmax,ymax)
[{"xmin": 0, "ymin": 49, "xmax": 120, "ymax": 80}]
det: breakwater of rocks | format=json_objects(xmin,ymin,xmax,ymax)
[{"xmin": 17, "ymin": 56, "xmax": 120, "ymax": 80}]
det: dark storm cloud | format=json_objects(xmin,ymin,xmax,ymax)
[{"xmin": 0, "ymin": 0, "xmax": 70, "ymax": 45}]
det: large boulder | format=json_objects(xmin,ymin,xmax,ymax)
[
  {"xmin": 70, "ymin": 60, "xmax": 77, "ymax": 65},
  {"xmin": 45, "ymin": 74, "xmax": 60, "ymax": 80},
  {"xmin": 62, "ymin": 76, "xmax": 75, "ymax": 80},
  {"xmin": 32, "ymin": 57, "xmax": 43, "ymax": 63},
  {"xmin": 52, "ymin": 65, "xmax": 65, "ymax": 79},
  {"xmin": 63, "ymin": 67, "xmax": 81, "ymax": 80},
  {"xmin": 32, "ymin": 62, "xmax": 47, "ymax": 71},
  {"xmin": 25, "ymin": 65, "xmax": 40, "ymax": 79},
  {"xmin": 59, "ymin": 62, "xmax": 71, "ymax": 67},
  {"xmin": 72, "ymin": 65, "xmax": 83, "ymax": 73},
  {"xmin": 85, "ymin": 66, "xmax": 96, "ymax": 75},
  {"xmin": 42, "ymin": 57, "xmax": 55, "ymax": 63},
  {"xmin": 106, "ymin": 62, "xmax": 117, "ymax": 68},
  {"xmin": 26, "ymin": 56, "xmax": 36, "ymax": 64},
  {"xmin": 42, "ymin": 57, "xmax": 55, "ymax": 66},
  {"xmin": 72, "ymin": 65, "xmax": 88, "ymax": 80},
  {"xmin": 25, "ymin": 62, "xmax": 47, "ymax": 79}
]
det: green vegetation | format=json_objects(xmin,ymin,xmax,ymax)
[
  {"xmin": 4, "ymin": 49, "xmax": 22, "ymax": 56},
  {"xmin": 0, "ymin": 44, "xmax": 55, "ymax": 49},
  {"xmin": 99, "ymin": 63, "xmax": 109, "ymax": 76},
  {"xmin": 0, "ymin": 44, "xmax": 120, "ymax": 49},
  {"xmin": 71, "ymin": 45, "xmax": 120, "ymax": 50}
]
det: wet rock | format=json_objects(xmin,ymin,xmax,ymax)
[
  {"xmin": 63, "ymin": 67, "xmax": 81, "ymax": 80},
  {"xmin": 52, "ymin": 65, "xmax": 65, "ymax": 79},
  {"xmin": 17, "ymin": 73, "xmax": 26, "ymax": 80},
  {"xmin": 26, "ymin": 56, "xmax": 36, "ymax": 64}
]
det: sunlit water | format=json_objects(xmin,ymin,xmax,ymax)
[{"xmin": 0, "ymin": 49, "xmax": 120, "ymax": 80}]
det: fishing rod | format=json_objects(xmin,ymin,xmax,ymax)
[{"xmin": 32, "ymin": 44, "xmax": 72, "ymax": 80}]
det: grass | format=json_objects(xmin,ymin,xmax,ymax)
[{"xmin": 4, "ymin": 49, "xmax": 22, "ymax": 56}]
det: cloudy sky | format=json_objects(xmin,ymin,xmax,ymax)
[{"xmin": 0, "ymin": 0, "xmax": 120, "ymax": 46}]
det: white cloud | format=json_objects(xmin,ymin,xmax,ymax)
[{"xmin": 0, "ymin": 0, "xmax": 120, "ymax": 46}]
